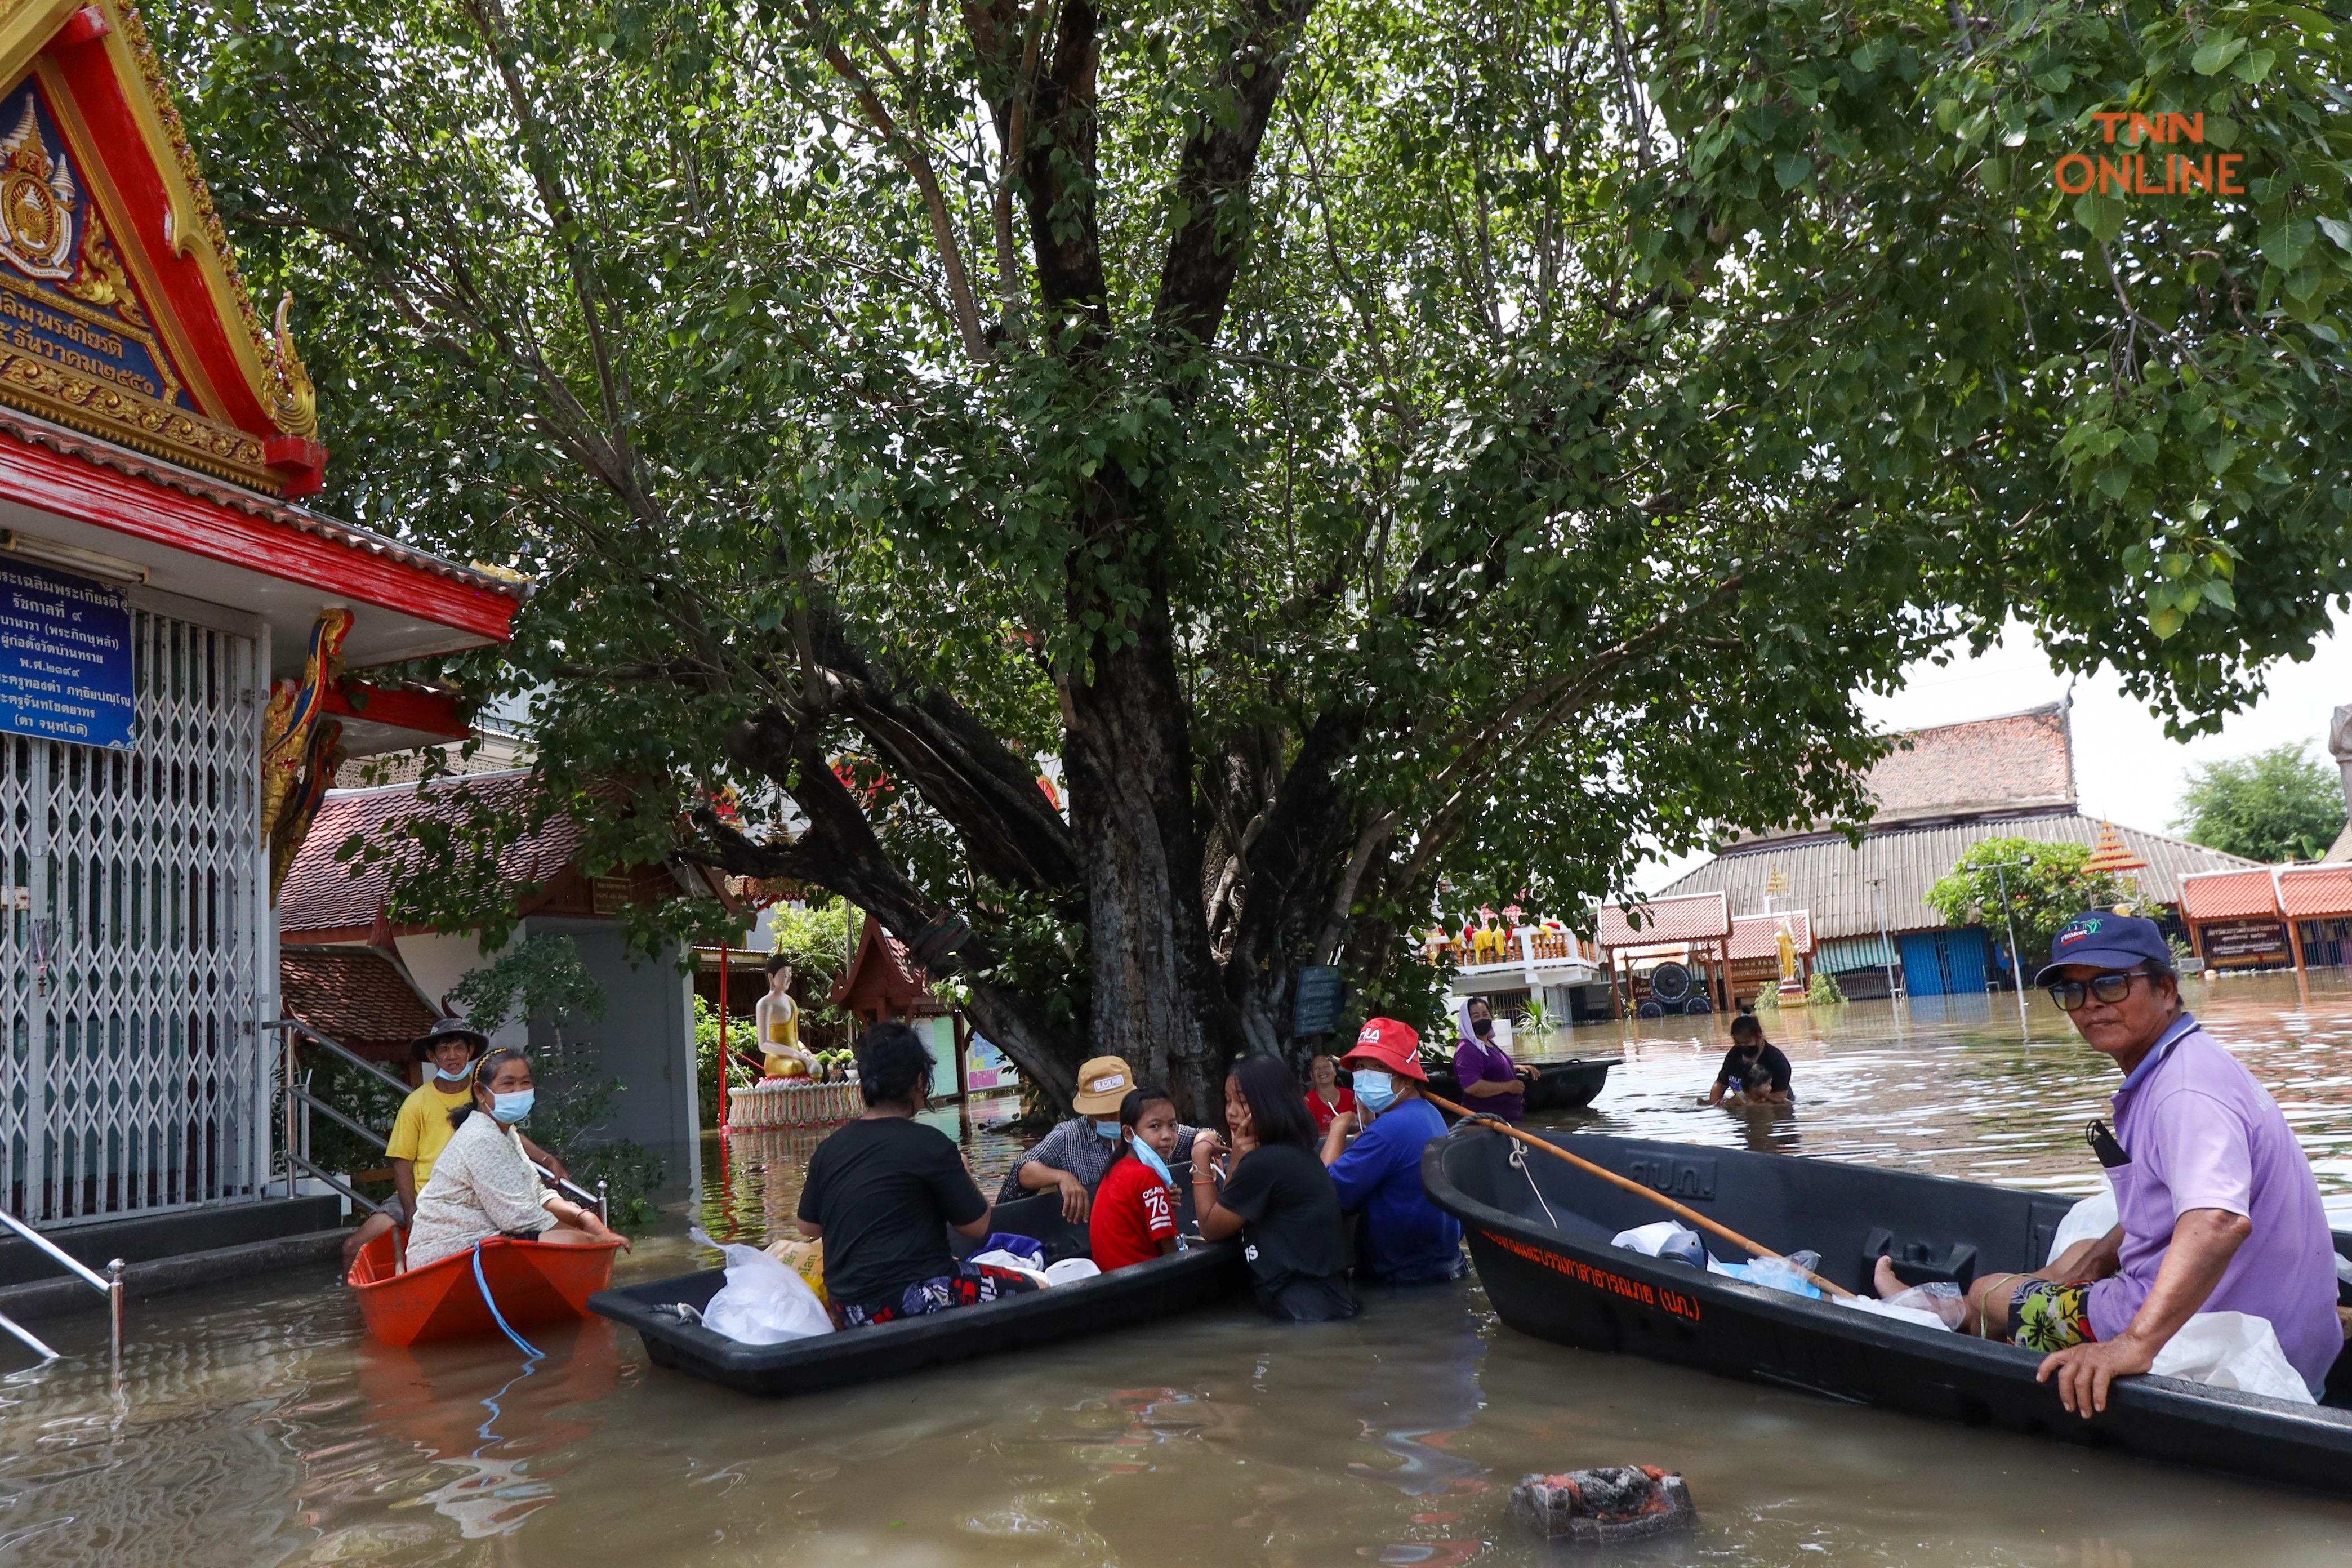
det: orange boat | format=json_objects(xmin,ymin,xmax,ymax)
[{"xmin": 349, "ymin": 1232, "xmax": 622, "ymax": 1347}]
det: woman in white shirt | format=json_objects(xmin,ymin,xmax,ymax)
[{"xmin": 403, "ymin": 1049, "xmax": 629, "ymax": 1272}]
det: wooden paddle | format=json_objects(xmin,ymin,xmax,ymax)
[{"xmin": 1416, "ymin": 1085, "xmax": 1857, "ymax": 1300}]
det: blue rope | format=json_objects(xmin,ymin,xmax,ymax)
[{"xmin": 471, "ymin": 1242, "xmax": 545, "ymax": 1360}]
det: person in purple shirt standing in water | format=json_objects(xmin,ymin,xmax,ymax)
[
  {"xmin": 1870, "ymin": 911, "xmax": 2341, "ymax": 1412},
  {"xmin": 1453, "ymin": 997, "xmax": 1538, "ymax": 1124}
]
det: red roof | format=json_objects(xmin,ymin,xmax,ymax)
[
  {"xmin": 280, "ymin": 944, "xmax": 439, "ymax": 1058},
  {"xmin": 2178, "ymin": 868, "xmax": 2281, "ymax": 923},
  {"xmin": 1729, "ymin": 911, "xmax": 1814, "ymax": 961},
  {"xmin": 1596, "ymin": 892, "xmax": 1730, "ymax": 948},
  {"xmin": 2279, "ymin": 865, "xmax": 2352, "ymax": 920},
  {"xmin": 278, "ymin": 773, "xmax": 583, "ymax": 935}
]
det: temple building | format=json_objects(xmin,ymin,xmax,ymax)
[
  {"xmin": 0, "ymin": 1, "xmax": 523, "ymax": 1308},
  {"xmin": 1649, "ymin": 704, "xmax": 2255, "ymax": 999}
]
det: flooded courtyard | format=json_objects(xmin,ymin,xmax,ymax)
[{"xmin": 7, "ymin": 973, "xmax": 2352, "ymax": 1567}]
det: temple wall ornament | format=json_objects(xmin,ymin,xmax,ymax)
[{"xmin": 261, "ymin": 605, "xmax": 354, "ymax": 901}]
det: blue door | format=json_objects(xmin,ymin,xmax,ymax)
[{"xmin": 1899, "ymin": 929, "xmax": 1992, "ymax": 996}]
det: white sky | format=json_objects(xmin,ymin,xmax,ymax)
[{"xmin": 1629, "ymin": 610, "xmax": 2352, "ymax": 893}]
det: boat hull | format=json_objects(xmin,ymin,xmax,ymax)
[
  {"xmin": 349, "ymin": 1231, "xmax": 620, "ymax": 1347},
  {"xmin": 1426, "ymin": 1129, "xmax": 2352, "ymax": 1495},
  {"xmin": 593, "ymin": 1191, "xmax": 1252, "ymax": 1398},
  {"xmin": 1424, "ymin": 1058, "xmax": 1619, "ymax": 1113}
]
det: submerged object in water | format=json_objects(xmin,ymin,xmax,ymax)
[
  {"xmin": 348, "ymin": 1230, "xmax": 619, "ymax": 1347},
  {"xmin": 1426, "ymin": 1129, "xmax": 2352, "ymax": 1496},
  {"xmin": 1508, "ymin": 1465, "xmax": 1696, "ymax": 1543}
]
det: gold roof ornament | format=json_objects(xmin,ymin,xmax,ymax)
[
  {"xmin": 2083, "ymin": 820, "xmax": 2147, "ymax": 875},
  {"xmin": 263, "ymin": 292, "xmax": 318, "ymax": 439}
]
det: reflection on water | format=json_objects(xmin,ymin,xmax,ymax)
[{"xmin": 4, "ymin": 972, "xmax": 2352, "ymax": 1565}]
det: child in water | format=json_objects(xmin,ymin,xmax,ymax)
[{"xmin": 1089, "ymin": 1084, "xmax": 1186, "ymax": 1270}]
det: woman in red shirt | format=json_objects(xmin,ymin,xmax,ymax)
[
  {"xmin": 1089, "ymin": 1085, "xmax": 1187, "ymax": 1270},
  {"xmin": 1303, "ymin": 1054, "xmax": 1356, "ymax": 1134}
]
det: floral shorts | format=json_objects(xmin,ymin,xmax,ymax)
[
  {"xmin": 833, "ymin": 1260, "xmax": 1037, "ymax": 1329},
  {"xmin": 2010, "ymin": 1279, "xmax": 2096, "ymax": 1353}
]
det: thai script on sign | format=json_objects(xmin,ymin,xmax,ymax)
[
  {"xmin": 1481, "ymin": 1229, "xmax": 1704, "ymax": 1323},
  {"xmin": 0, "ymin": 561, "xmax": 133, "ymax": 748},
  {"xmin": 2053, "ymin": 113, "xmax": 2246, "ymax": 197}
]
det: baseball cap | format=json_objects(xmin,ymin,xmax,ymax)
[
  {"xmin": 410, "ymin": 1016, "xmax": 489, "ymax": 1062},
  {"xmin": 1072, "ymin": 1055, "xmax": 1137, "ymax": 1115},
  {"xmin": 1342, "ymin": 1016, "xmax": 1428, "ymax": 1081},
  {"xmin": 2034, "ymin": 911, "xmax": 2176, "ymax": 986}
]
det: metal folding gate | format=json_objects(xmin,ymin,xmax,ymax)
[
  {"xmin": 1, "ymin": 607, "xmax": 268, "ymax": 1227},
  {"xmin": 1897, "ymin": 928, "xmax": 1990, "ymax": 998}
]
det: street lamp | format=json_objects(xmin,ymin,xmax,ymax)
[
  {"xmin": 1962, "ymin": 855, "xmax": 2033, "ymax": 1036},
  {"xmin": 1868, "ymin": 875, "xmax": 1900, "ymax": 1005}
]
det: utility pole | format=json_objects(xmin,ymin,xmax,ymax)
[
  {"xmin": 1963, "ymin": 856, "xmax": 2033, "ymax": 1036},
  {"xmin": 1869, "ymin": 876, "xmax": 1900, "ymax": 1004}
]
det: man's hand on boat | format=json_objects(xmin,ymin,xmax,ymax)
[{"xmin": 2034, "ymin": 1205, "xmax": 2251, "ymax": 1416}]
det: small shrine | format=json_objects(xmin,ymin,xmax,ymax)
[{"xmin": 0, "ymin": 2, "xmax": 525, "ymax": 1245}]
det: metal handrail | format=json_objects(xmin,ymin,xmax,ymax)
[
  {"xmin": 286, "ymin": 1154, "xmax": 384, "ymax": 1217},
  {"xmin": 268, "ymin": 1018, "xmax": 611, "ymax": 1220},
  {"xmin": 0, "ymin": 1204, "xmax": 122, "ymax": 1368}
]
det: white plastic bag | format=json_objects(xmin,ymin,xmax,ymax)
[
  {"xmin": 1612, "ymin": 1220, "xmax": 1696, "ymax": 1257},
  {"xmin": 967, "ymin": 1248, "xmax": 1053, "ymax": 1288},
  {"xmin": 690, "ymin": 1227, "xmax": 833, "ymax": 1344},
  {"xmin": 2046, "ymin": 1184, "xmax": 2120, "ymax": 1266},
  {"xmin": 1043, "ymin": 1258, "xmax": 1101, "ymax": 1286},
  {"xmin": 2148, "ymin": 1312, "xmax": 2316, "ymax": 1405},
  {"xmin": 1834, "ymin": 1294, "xmax": 1953, "ymax": 1331}
]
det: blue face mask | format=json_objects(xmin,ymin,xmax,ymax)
[
  {"xmin": 1093, "ymin": 1119, "xmax": 1122, "ymax": 1140},
  {"xmin": 491, "ymin": 1089, "xmax": 534, "ymax": 1125},
  {"xmin": 434, "ymin": 1063, "xmax": 472, "ymax": 1084},
  {"xmin": 1353, "ymin": 1068, "xmax": 1397, "ymax": 1115},
  {"xmin": 1130, "ymin": 1137, "xmax": 1177, "ymax": 1189}
]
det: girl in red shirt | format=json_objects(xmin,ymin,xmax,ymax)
[{"xmin": 1089, "ymin": 1085, "xmax": 1184, "ymax": 1270}]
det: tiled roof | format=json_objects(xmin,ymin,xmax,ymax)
[
  {"xmin": 1731, "ymin": 703, "xmax": 2076, "ymax": 847},
  {"xmin": 1597, "ymin": 891, "xmax": 1730, "ymax": 948},
  {"xmin": 1659, "ymin": 813, "xmax": 2256, "ymax": 943},
  {"xmin": 278, "ymin": 772, "xmax": 583, "ymax": 934},
  {"xmin": 2279, "ymin": 864, "xmax": 2352, "ymax": 919},
  {"xmin": 280, "ymin": 945, "xmax": 439, "ymax": 1052},
  {"xmin": 2176, "ymin": 867, "xmax": 2282, "ymax": 922},
  {"xmin": 1728, "ymin": 910, "xmax": 1814, "ymax": 961}
]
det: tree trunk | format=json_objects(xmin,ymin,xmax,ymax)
[{"xmin": 1060, "ymin": 578, "xmax": 1235, "ymax": 1120}]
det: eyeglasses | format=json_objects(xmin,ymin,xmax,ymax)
[{"xmin": 2047, "ymin": 969, "xmax": 2150, "ymax": 1012}]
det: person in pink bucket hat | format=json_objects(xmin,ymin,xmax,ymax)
[{"xmin": 1317, "ymin": 1017, "xmax": 1465, "ymax": 1284}]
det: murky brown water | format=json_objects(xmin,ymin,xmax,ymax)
[{"xmin": 7, "ymin": 973, "xmax": 2352, "ymax": 1566}]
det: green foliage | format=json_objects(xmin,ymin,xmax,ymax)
[
  {"xmin": 153, "ymin": 0, "xmax": 2352, "ymax": 1110},
  {"xmin": 767, "ymin": 898, "xmax": 856, "ymax": 1001},
  {"xmin": 2171, "ymin": 741, "xmax": 2348, "ymax": 863},
  {"xmin": 292, "ymin": 1041, "xmax": 407, "ymax": 1188},
  {"xmin": 445, "ymin": 936, "xmax": 607, "ymax": 1043},
  {"xmin": 1806, "ymin": 970, "xmax": 1846, "ymax": 1007},
  {"xmin": 1925, "ymin": 839, "xmax": 2130, "ymax": 964}
]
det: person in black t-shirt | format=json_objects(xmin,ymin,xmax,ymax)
[
  {"xmin": 796, "ymin": 1023, "xmax": 1037, "ymax": 1328},
  {"xmin": 1703, "ymin": 1015, "xmax": 1795, "ymax": 1106},
  {"xmin": 1192, "ymin": 1055, "xmax": 1358, "ymax": 1322}
]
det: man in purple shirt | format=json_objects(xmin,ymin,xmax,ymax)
[
  {"xmin": 1453, "ymin": 997, "xmax": 1538, "ymax": 1123},
  {"xmin": 1873, "ymin": 912, "xmax": 2340, "ymax": 1413}
]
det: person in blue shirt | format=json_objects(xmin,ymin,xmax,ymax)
[{"xmin": 1318, "ymin": 1017, "xmax": 1466, "ymax": 1285}]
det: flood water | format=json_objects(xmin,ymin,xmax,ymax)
[{"xmin": 7, "ymin": 973, "xmax": 2352, "ymax": 1566}]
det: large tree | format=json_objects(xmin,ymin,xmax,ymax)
[
  {"xmin": 163, "ymin": 0, "xmax": 2351, "ymax": 1115},
  {"xmin": 2174, "ymin": 741, "xmax": 2350, "ymax": 862}
]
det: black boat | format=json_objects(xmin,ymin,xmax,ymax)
[
  {"xmin": 1422, "ymin": 1057, "xmax": 1620, "ymax": 1114},
  {"xmin": 1425, "ymin": 1127, "xmax": 2352, "ymax": 1494},
  {"xmin": 590, "ymin": 1192, "xmax": 1249, "ymax": 1398}
]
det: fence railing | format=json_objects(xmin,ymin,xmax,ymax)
[{"xmin": 0, "ymin": 1204, "xmax": 122, "ymax": 1368}]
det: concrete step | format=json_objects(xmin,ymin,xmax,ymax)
[{"xmin": 0, "ymin": 1227, "xmax": 348, "ymax": 1323}]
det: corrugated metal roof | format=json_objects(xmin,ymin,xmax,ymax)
[
  {"xmin": 1597, "ymin": 891, "xmax": 1729, "ymax": 947},
  {"xmin": 2179, "ymin": 866, "xmax": 2282, "ymax": 921},
  {"xmin": 2280, "ymin": 864, "xmax": 2352, "ymax": 919},
  {"xmin": 1658, "ymin": 813, "xmax": 2255, "ymax": 942}
]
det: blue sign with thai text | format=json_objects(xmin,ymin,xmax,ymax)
[{"xmin": 0, "ymin": 559, "xmax": 133, "ymax": 749}]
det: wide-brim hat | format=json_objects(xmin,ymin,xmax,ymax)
[
  {"xmin": 2033, "ymin": 911, "xmax": 2176, "ymax": 987},
  {"xmin": 411, "ymin": 1017, "xmax": 489, "ymax": 1062},
  {"xmin": 1342, "ymin": 1017, "xmax": 1428, "ymax": 1081},
  {"xmin": 1072, "ymin": 1055, "xmax": 1138, "ymax": 1114}
]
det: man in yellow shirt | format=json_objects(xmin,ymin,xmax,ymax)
[{"xmin": 340, "ymin": 1018, "xmax": 569, "ymax": 1271}]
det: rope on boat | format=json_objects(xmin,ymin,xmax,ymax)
[{"xmin": 472, "ymin": 1243, "xmax": 546, "ymax": 1359}]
